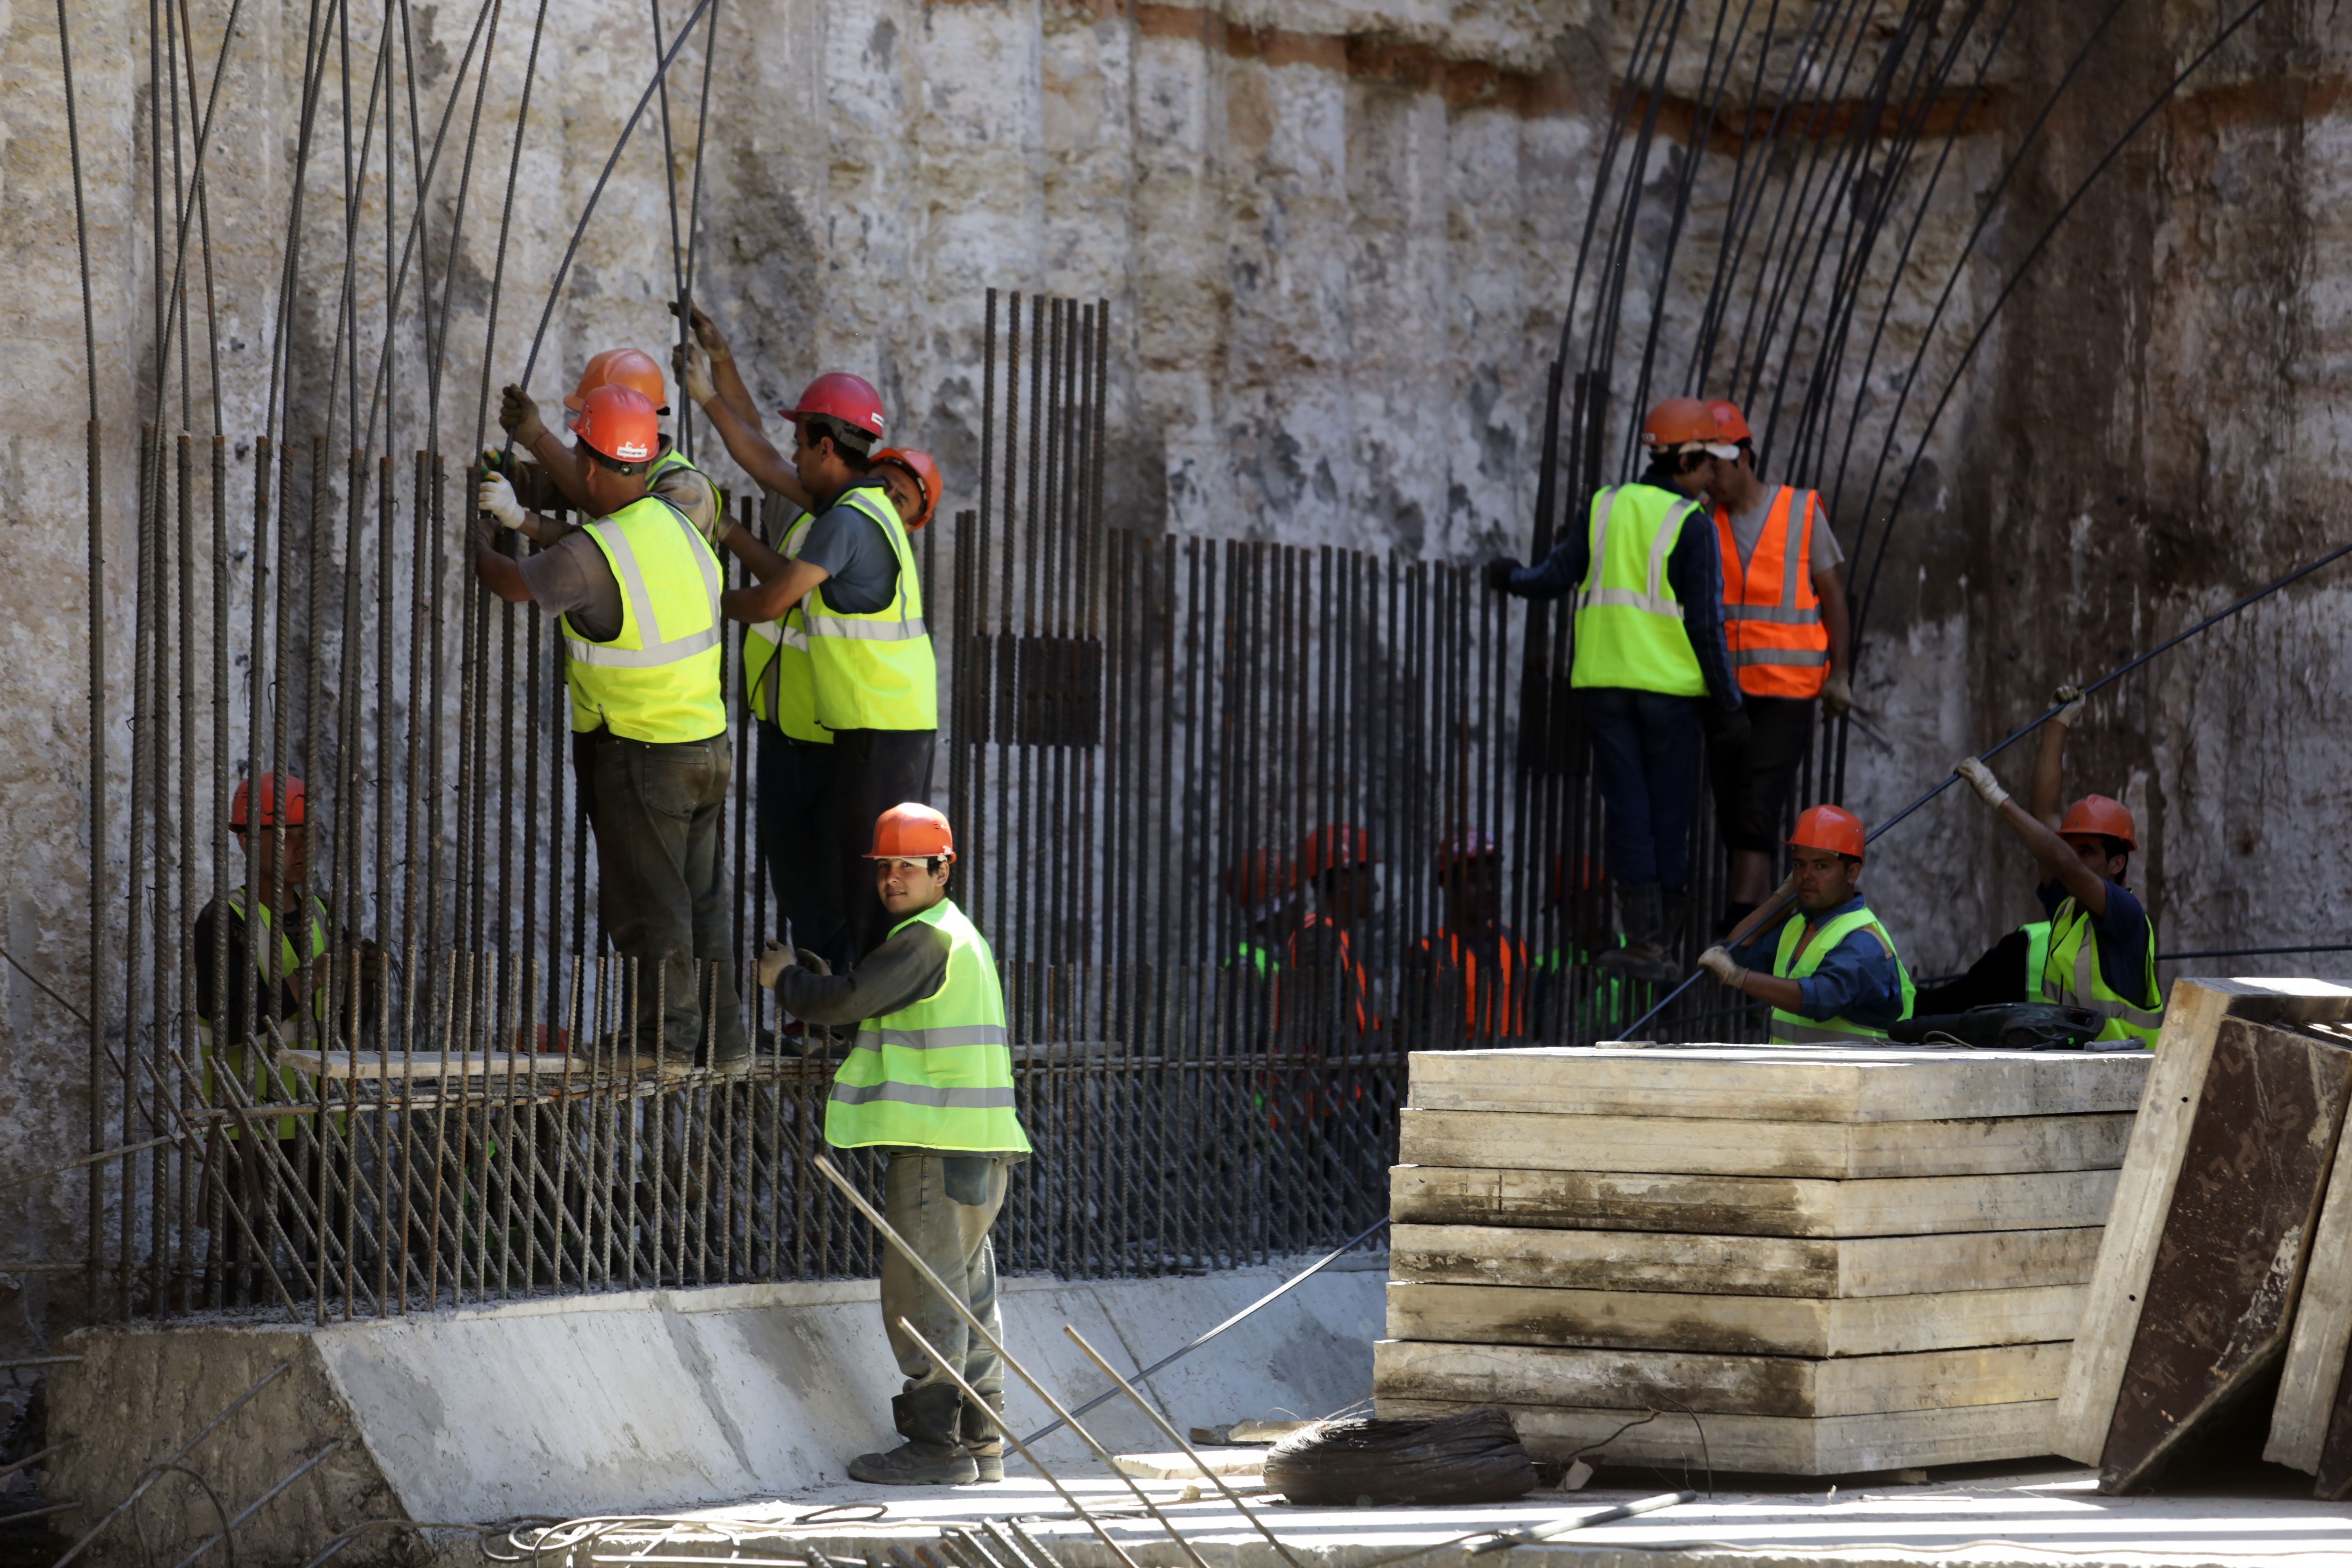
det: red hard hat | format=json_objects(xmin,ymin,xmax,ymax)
[
  {"xmin": 231, "ymin": 773, "xmax": 307, "ymax": 831},
  {"xmin": 1640, "ymin": 396, "xmax": 1737, "ymax": 457},
  {"xmin": 1707, "ymin": 399, "xmax": 1753, "ymax": 443},
  {"xmin": 1435, "ymin": 829, "xmax": 1498, "ymax": 873},
  {"xmin": 873, "ymin": 448, "xmax": 943, "ymax": 530},
  {"xmin": 566, "ymin": 347, "xmax": 670, "ymax": 416},
  {"xmin": 787, "ymin": 373, "xmax": 887, "ymax": 451},
  {"xmin": 2058, "ymin": 794, "xmax": 2137, "ymax": 852},
  {"xmin": 574, "ymin": 384, "xmax": 660, "ymax": 466},
  {"xmin": 866, "ymin": 802, "xmax": 956, "ymax": 862},
  {"xmin": 1223, "ymin": 849, "xmax": 1295, "ymax": 906},
  {"xmin": 1300, "ymin": 824, "xmax": 1376, "ymax": 878},
  {"xmin": 1789, "ymin": 803, "xmax": 1867, "ymax": 860}
]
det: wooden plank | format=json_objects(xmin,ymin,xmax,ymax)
[
  {"xmin": 1390, "ymin": 1164, "xmax": 2123, "ymax": 1238},
  {"xmin": 1390, "ymin": 1222, "xmax": 2103, "ymax": 1299},
  {"xmin": 1385, "ymin": 1281, "xmax": 2084, "ymax": 1358},
  {"xmin": 281, "ymin": 1049, "xmax": 577, "ymax": 1079},
  {"xmin": 1409, "ymin": 1045, "xmax": 2149, "ymax": 1123},
  {"xmin": 1374, "ymin": 1396, "xmax": 2057, "ymax": 1477},
  {"xmin": 2098, "ymin": 1017, "xmax": 2352, "ymax": 1493},
  {"xmin": 1373, "ymin": 1338, "xmax": 2068, "ymax": 1418},
  {"xmin": 2267, "ymin": 1028, "xmax": 2352, "ymax": 1475},
  {"xmin": 2055, "ymin": 977, "xmax": 2352, "ymax": 1464},
  {"xmin": 1398, "ymin": 1107, "xmax": 2132, "ymax": 1180}
]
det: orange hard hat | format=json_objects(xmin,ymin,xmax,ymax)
[
  {"xmin": 873, "ymin": 448, "xmax": 943, "ymax": 531},
  {"xmin": 231, "ymin": 773, "xmax": 307, "ymax": 831},
  {"xmin": 1435, "ymin": 829, "xmax": 1498, "ymax": 873},
  {"xmin": 1789, "ymin": 803, "xmax": 1866, "ymax": 860},
  {"xmin": 2058, "ymin": 794, "xmax": 2137, "ymax": 852},
  {"xmin": 1300, "ymin": 823, "xmax": 1375, "ymax": 878},
  {"xmin": 1223, "ymin": 848, "xmax": 1295, "ymax": 906},
  {"xmin": 866, "ymin": 802, "xmax": 957, "ymax": 862},
  {"xmin": 574, "ymin": 384, "xmax": 660, "ymax": 466},
  {"xmin": 566, "ymin": 347, "xmax": 669, "ymax": 416},
  {"xmin": 1639, "ymin": 396, "xmax": 1738, "ymax": 459},
  {"xmin": 1707, "ymin": 399, "xmax": 1753, "ymax": 443}
]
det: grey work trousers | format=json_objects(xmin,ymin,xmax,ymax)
[
  {"xmin": 577, "ymin": 728, "xmax": 747, "ymax": 1060},
  {"xmin": 880, "ymin": 1152, "xmax": 1008, "ymax": 1399}
]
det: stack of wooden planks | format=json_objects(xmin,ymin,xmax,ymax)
[{"xmin": 1375, "ymin": 1044, "xmax": 2151, "ymax": 1476}]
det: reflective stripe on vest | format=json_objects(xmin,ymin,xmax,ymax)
[
  {"xmin": 1714, "ymin": 486, "xmax": 1829, "ymax": 699},
  {"xmin": 824, "ymin": 898, "xmax": 1031, "ymax": 1152},
  {"xmin": 199, "ymin": 889, "xmax": 330, "ymax": 1140},
  {"xmin": 2042, "ymin": 897, "xmax": 2163, "ymax": 1049},
  {"xmin": 2021, "ymin": 920, "xmax": 2052, "ymax": 1004},
  {"xmin": 1767, "ymin": 904, "xmax": 1915, "ymax": 1044},
  {"xmin": 1420, "ymin": 930, "xmax": 1526, "ymax": 1038},
  {"xmin": 561, "ymin": 495, "xmax": 728, "ymax": 743},
  {"xmin": 806, "ymin": 486, "xmax": 939, "ymax": 731},
  {"xmin": 742, "ymin": 508, "xmax": 833, "ymax": 744},
  {"xmin": 1569, "ymin": 486, "xmax": 1709, "ymax": 697}
]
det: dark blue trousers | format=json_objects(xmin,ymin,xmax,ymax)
[{"xmin": 1580, "ymin": 687, "xmax": 1701, "ymax": 891}]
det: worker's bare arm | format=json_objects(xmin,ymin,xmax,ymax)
[
  {"xmin": 470, "ymin": 528, "xmax": 536, "ymax": 604},
  {"xmin": 724, "ymin": 557, "xmax": 830, "ymax": 623},
  {"xmin": 1813, "ymin": 567, "xmax": 1852, "ymax": 679},
  {"xmin": 2029, "ymin": 713, "xmax": 2068, "ymax": 831},
  {"xmin": 723, "ymin": 524, "xmax": 793, "ymax": 585},
  {"xmin": 1997, "ymin": 795, "xmax": 2108, "ymax": 915},
  {"xmin": 697, "ymin": 392, "xmax": 805, "ymax": 499},
  {"xmin": 679, "ymin": 301, "xmax": 769, "ymax": 432}
]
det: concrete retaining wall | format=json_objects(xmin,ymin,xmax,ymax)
[{"xmin": 48, "ymin": 1256, "xmax": 1384, "ymax": 1566}]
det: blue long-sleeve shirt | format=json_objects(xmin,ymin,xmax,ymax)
[
  {"xmin": 1728, "ymin": 894, "xmax": 1908, "ymax": 1030},
  {"xmin": 1506, "ymin": 470, "xmax": 1742, "ymax": 711}
]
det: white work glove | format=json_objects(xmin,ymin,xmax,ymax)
[
  {"xmin": 1697, "ymin": 945, "xmax": 1748, "ymax": 989},
  {"xmin": 477, "ymin": 471, "xmax": 526, "ymax": 532},
  {"xmin": 1954, "ymin": 756, "xmax": 2009, "ymax": 809},
  {"xmin": 756, "ymin": 938, "xmax": 799, "ymax": 989},
  {"xmin": 2049, "ymin": 684, "xmax": 2088, "ymax": 729},
  {"xmin": 1821, "ymin": 668, "xmax": 1853, "ymax": 719},
  {"xmin": 676, "ymin": 341, "xmax": 717, "ymax": 409}
]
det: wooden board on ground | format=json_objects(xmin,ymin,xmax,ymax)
[
  {"xmin": 2055, "ymin": 977, "xmax": 2352, "ymax": 1466},
  {"xmin": 281, "ymin": 1049, "xmax": 579, "ymax": 1079},
  {"xmin": 1386, "ymin": 1281, "xmax": 2084, "ymax": 1358},
  {"xmin": 1409, "ymin": 1046, "xmax": 2150, "ymax": 1123},
  {"xmin": 1375, "ymin": 1396, "xmax": 2056, "ymax": 1477},
  {"xmin": 1399, "ymin": 1107, "xmax": 2132, "ymax": 1180},
  {"xmin": 2096, "ymin": 1016, "xmax": 2352, "ymax": 1493},
  {"xmin": 1373, "ymin": 1337, "xmax": 2068, "ymax": 1418},
  {"xmin": 1390, "ymin": 1222, "xmax": 2103, "ymax": 1298},
  {"xmin": 1390, "ymin": 1164, "xmax": 2123, "ymax": 1238},
  {"xmin": 2267, "ymin": 1027, "xmax": 2352, "ymax": 1478}
]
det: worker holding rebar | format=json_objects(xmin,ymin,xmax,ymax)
[
  {"xmin": 755, "ymin": 804, "xmax": 1028, "ymax": 1486},
  {"xmin": 474, "ymin": 385, "xmax": 748, "ymax": 1074},
  {"xmin": 494, "ymin": 347, "xmax": 730, "ymax": 551},
  {"xmin": 1699, "ymin": 399, "xmax": 1855, "ymax": 938},
  {"xmin": 1484, "ymin": 397, "xmax": 1745, "ymax": 983},
  {"xmin": 194, "ymin": 774, "xmax": 330, "ymax": 1145},
  {"xmin": 1946, "ymin": 690, "xmax": 2163, "ymax": 1047},
  {"xmin": 1406, "ymin": 830, "xmax": 1527, "ymax": 1040},
  {"xmin": 1287, "ymin": 824, "xmax": 1381, "ymax": 1038},
  {"xmin": 1694, "ymin": 804, "xmax": 1915, "ymax": 1042}
]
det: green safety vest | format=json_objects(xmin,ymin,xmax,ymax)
[
  {"xmin": 741, "ymin": 507, "xmax": 831, "ymax": 744},
  {"xmin": 2042, "ymin": 897, "xmax": 2163, "ymax": 1049},
  {"xmin": 805, "ymin": 485, "xmax": 938, "ymax": 732},
  {"xmin": 2021, "ymin": 920, "xmax": 2051, "ymax": 1003},
  {"xmin": 825, "ymin": 898, "xmax": 1031, "ymax": 1153},
  {"xmin": 561, "ymin": 494, "xmax": 727, "ymax": 744},
  {"xmin": 1768, "ymin": 904, "xmax": 1915, "ymax": 1044},
  {"xmin": 1569, "ymin": 485, "xmax": 1710, "ymax": 697},
  {"xmin": 199, "ymin": 889, "xmax": 329, "ymax": 1139}
]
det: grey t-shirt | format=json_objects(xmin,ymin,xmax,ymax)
[
  {"xmin": 517, "ymin": 528, "xmax": 624, "ymax": 641},
  {"xmin": 798, "ymin": 479, "xmax": 902, "ymax": 616},
  {"xmin": 1726, "ymin": 486, "xmax": 1844, "ymax": 576}
]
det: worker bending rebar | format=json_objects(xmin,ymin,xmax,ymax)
[
  {"xmin": 1484, "ymin": 397, "xmax": 1746, "ymax": 981},
  {"xmin": 757, "ymin": 805, "xmax": 1028, "ymax": 1486},
  {"xmin": 474, "ymin": 385, "xmax": 748, "ymax": 1072}
]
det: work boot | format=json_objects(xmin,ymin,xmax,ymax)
[
  {"xmin": 848, "ymin": 1385, "xmax": 976, "ymax": 1486},
  {"xmin": 962, "ymin": 1392, "xmax": 1007, "ymax": 1483},
  {"xmin": 1598, "ymin": 884, "xmax": 1680, "ymax": 984}
]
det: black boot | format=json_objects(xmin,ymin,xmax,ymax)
[
  {"xmin": 1599, "ymin": 883, "xmax": 1681, "ymax": 983},
  {"xmin": 961, "ymin": 1392, "xmax": 1007, "ymax": 1483},
  {"xmin": 848, "ymin": 1385, "xmax": 976, "ymax": 1485}
]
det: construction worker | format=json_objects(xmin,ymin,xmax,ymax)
[
  {"xmin": 1950, "ymin": 689, "xmax": 2162, "ymax": 1047},
  {"xmin": 1485, "ymin": 397, "xmax": 1745, "ymax": 982},
  {"xmin": 1701, "ymin": 399, "xmax": 1855, "ymax": 935},
  {"xmin": 1223, "ymin": 849, "xmax": 1296, "ymax": 978},
  {"xmin": 495, "ymin": 347, "xmax": 728, "ymax": 551},
  {"xmin": 193, "ymin": 773, "xmax": 330, "ymax": 1142},
  {"xmin": 1696, "ymin": 804, "xmax": 1914, "ymax": 1043},
  {"xmin": 756, "ymin": 804, "xmax": 1028, "ymax": 1486},
  {"xmin": 474, "ymin": 385, "xmax": 748, "ymax": 1072},
  {"xmin": 1407, "ymin": 831, "xmax": 1526, "ymax": 1040},
  {"xmin": 1287, "ymin": 824, "xmax": 1380, "ymax": 1037}
]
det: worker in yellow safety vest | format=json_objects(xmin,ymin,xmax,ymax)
[
  {"xmin": 1950, "ymin": 687, "xmax": 2163, "ymax": 1048},
  {"xmin": 757, "ymin": 804, "xmax": 1029, "ymax": 1486},
  {"xmin": 194, "ymin": 773, "xmax": 331, "ymax": 1141},
  {"xmin": 495, "ymin": 347, "xmax": 731, "ymax": 556},
  {"xmin": 475, "ymin": 385, "xmax": 748, "ymax": 1072},
  {"xmin": 1484, "ymin": 397, "xmax": 1748, "ymax": 981},
  {"xmin": 1698, "ymin": 804, "xmax": 1915, "ymax": 1042}
]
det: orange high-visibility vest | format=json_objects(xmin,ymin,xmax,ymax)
[
  {"xmin": 1715, "ymin": 486, "xmax": 1830, "ymax": 699},
  {"xmin": 1417, "ymin": 929, "xmax": 1527, "ymax": 1039}
]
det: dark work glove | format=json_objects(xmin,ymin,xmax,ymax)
[
  {"xmin": 1704, "ymin": 702, "xmax": 1751, "ymax": 752},
  {"xmin": 1483, "ymin": 557, "xmax": 1523, "ymax": 594}
]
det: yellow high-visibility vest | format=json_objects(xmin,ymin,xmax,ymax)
[
  {"xmin": 561, "ymin": 495, "xmax": 727, "ymax": 744},
  {"xmin": 2043, "ymin": 898, "xmax": 2163, "ymax": 1049},
  {"xmin": 741, "ymin": 506, "xmax": 830, "ymax": 744},
  {"xmin": 1766, "ymin": 904, "xmax": 1914, "ymax": 1044},
  {"xmin": 805, "ymin": 486, "xmax": 938, "ymax": 732},
  {"xmin": 1569, "ymin": 484, "xmax": 1710, "ymax": 696}
]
